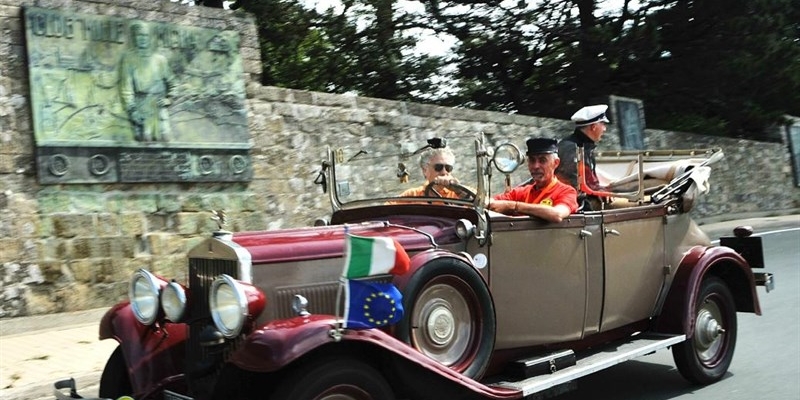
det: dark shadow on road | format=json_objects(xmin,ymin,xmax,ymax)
[{"xmin": 550, "ymin": 359, "xmax": 732, "ymax": 400}]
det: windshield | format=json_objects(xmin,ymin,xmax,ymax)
[{"xmin": 329, "ymin": 134, "xmax": 521, "ymax": 208}]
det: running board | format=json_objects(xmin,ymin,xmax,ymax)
[{"xmin": 489, "ymin": 333, "xmax": 686, "ymax": 397}]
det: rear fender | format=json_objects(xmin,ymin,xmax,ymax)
[
  {"xmin": 100, "ymin": 302, "xmax": 188, "ymax": 395},
  {"xmin": 654, "ymin": 245, "xmax": 761, "ymax": 336}
]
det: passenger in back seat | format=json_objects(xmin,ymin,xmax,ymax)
[{"xmin": 556, "ymin": 104, "xmax": 613, "ymax": 211}]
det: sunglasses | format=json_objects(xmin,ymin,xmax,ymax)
[{"xmin": 432, "ymin": 163, "xmax": 454, "ymax": 172}]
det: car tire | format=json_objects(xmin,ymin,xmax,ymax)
[
  {"xmin": 268, "ymin": 357, "xmax": 395, "ymax": 400},
  {"xmin": 395, "ymin": 258, "xmax": 496, "ymax": 379},
  {"xmin": 99, "ymin": 346, "xmax": 133, "ymax": 398},
  {"xmin": 672, "ymin": 276, "xmax": 738, "ymax": 384}
]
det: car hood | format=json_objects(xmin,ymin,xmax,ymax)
[{"xmin": 231, "ymin": 218, "xmax": 458, "ymax": 264}]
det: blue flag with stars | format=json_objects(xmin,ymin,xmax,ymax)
[{"xmin": 343, "ymin": 279, "xmax": 404, "ymax": 329}]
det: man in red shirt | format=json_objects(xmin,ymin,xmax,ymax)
[{"xmin": 489, "ymin": 138, "xmax": 579, "ymax": 223}]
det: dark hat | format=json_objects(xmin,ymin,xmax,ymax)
[
  {"xmin": 526, "ymin": 138, "xmax": 558, "ymax": 155},
  {"xmin": 571, "ymin": 104, "xmax": 610, "ymax": 126}
]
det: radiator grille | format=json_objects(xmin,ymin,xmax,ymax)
[{"xmin": 186, "ymin": 258, "xmax": 239, "ymax": 398}]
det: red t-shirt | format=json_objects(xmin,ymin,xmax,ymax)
[{"xmin": 494, "ymin": 179, "xmax": 579, "ymax": 214}]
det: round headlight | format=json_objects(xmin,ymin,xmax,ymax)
[
  {"xmin": 161, "ymin": 281, "xmax": 187, "ymax": 322},
  {"xmin": 210, "ymin": 275, "xmax": 248, "ymax": 338},
  {"xmin": 129, "ymin": 269, "xmax": 162, "ymax": 325}
]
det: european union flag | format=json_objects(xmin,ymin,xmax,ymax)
[{"xmin": 343, "ymin": 279, "xmax": 404, "ymax": 329}]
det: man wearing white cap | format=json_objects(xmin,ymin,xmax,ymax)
[{"xmin": 555, "ymin": 104, "xmax": 611, "ymax": 210}]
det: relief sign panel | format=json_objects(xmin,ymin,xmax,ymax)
[{"xmin": 25, "ymin": 7, "xmax": 252, "ymax": 183}]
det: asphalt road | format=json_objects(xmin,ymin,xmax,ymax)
[{"xmin": 551, "ymin": 227, "xmax": 800, "ymax": 400}]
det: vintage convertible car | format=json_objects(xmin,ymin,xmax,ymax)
[{"xmin": 55, "ymin": 134, "xmax": 773, "ymax": 400}]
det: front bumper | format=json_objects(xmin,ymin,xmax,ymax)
[{"xmin": 53, "ymin": 378, "xmax": 114, "ymax": 400}]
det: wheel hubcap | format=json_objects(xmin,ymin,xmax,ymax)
[
  {"xmin": 694, "ymin": 299, "xmax": 725, "ymax": 362},
  {"xmin": 427, "ymin": 306, "xmax": 455, "ymax": 345},
  {"xmin": 411, "ymin": 282, "xmax": 474, "ymax": 367}
]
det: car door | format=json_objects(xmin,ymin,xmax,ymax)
[
  {"xmin": 599, "ymin": 205, "xmax": 668, "ymax": 331},
  {"xmin": 487, "ymin": 214, "xmax": 598, "ymax": 349}
]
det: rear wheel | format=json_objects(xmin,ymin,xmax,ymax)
[
  {"xmin": 268, "ymin": 357, "xmax": 394, "ymax": 400},
  {"xmin": 98, "ymin": 346, "xmax": 133, "ymax": 398},
  {"xmin": 672, "ymin": 276, "xmax": 738, "ymax": 384},
  {"xmin": 396, "ymin": 258, "xmax": 495, "ymax": 379}
]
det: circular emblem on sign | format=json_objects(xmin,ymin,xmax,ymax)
[
  {"xmin": 199, "ymin": 155, "xmax": 215, "ymax": 175},
  {"xmin": 88, "ymin": 154, "xmax": 111, "ymax": 176},
  {"xmin": 229, "ymin": 155, "xmax": 248, "ymax": 174},
  {"xmin": 48, "ymin": 154, "xmax": 70, "ymax": 176}
]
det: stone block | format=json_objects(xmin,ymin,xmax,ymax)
[
  {"xmin": 175, "ymin": 212, "xmax": 201, "ymax": 235},
  {"xmin": 72, "ymin": 193, "xmax": 109, "ymax": 213},
  {"xmin": 120, "ymin": 213, "xmax": 145, "ymax": 236},
  {"xmin": 0, "ymin": 237, "xmax": 20, "ymax": 263},
  {"xmin": 151, "ymin": 254, "xmax": 188, "ymax": 282},
  {"xmin": 51, "ymin": 214, "xmax": 95, "ymax": 238},
  {"xmin": 145, "ymin": 213, "xmax": 170, "ymax": 232},
  {"xmin": 95, "ymin": 213, "xmax": 120, "ymax": 236},
  {"xmin": 157, "ymin": 194, "xmax": 182, "ymax": 213},
  {"xmin": 69, "ymin": 258, "xmax": 96, "ymax": 283},
  {"xmin": 37, "ymin": 192, "xmax": 72, "ymax": 214},
  {"xmin": 36, "ymin": 260, "xmax": 64, "ymax": 283},
  {"xmin": 144, "ymin": 232, "xmax": 185, "ymax": 256}
]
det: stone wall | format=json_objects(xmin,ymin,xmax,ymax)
[{"xmin": 1, "ymin": 0, "xmax": 798, "ymax": 318}]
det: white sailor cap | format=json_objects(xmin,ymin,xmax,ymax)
[{"xmin": 571, "ymin": 104, "xmax": 610, "ymax": 126}]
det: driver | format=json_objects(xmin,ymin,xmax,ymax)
[
  {"xmin": 488, "ymin": 138, "xmax": 579, "ymax": 223},
  {"xmin": 399, "ymin": 147, "xmax": 465, "ymax": 199}
]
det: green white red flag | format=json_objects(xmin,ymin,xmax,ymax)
[{"xmin": 342, "ymin": 234, "xmax": 410, "ymax": 278}]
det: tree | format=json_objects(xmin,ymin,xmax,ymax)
[
  {"xmin": 222, "ymin": 0, "xmax": 798, "ymax": 139},
  {"xmin": 622, "ymin": 0, "xmax": 800, "ymax": 139},
  {"xmin": 230, "ymin": 0, "xmax": 445, "ymax": 101}
]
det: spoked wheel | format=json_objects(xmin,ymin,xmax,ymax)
[
  {"xmin": 268, "ymin": 357, "xmax": 394, "ymax": 400},
  {"xmin": 672, "ymin": 276, "xmax": 738, "ymax": 384},
  {"xmin": 99, "ymin": 346, "xmax": 133, "ymax": 399},
  {"xmin": 396, "ymin": 259, "xmax": 495, "ymax": 379}
]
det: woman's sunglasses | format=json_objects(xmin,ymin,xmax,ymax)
[{"xmin": 432, "ymin": 163, "xmax": 454, "ymax": 172}]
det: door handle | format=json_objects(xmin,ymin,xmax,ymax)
[
  {"xmin": 579, "ymin": 230, "xmax": 592, "ymax": 239},
  {"xmin": 604, "ymin": 228, "xmax": 620, "ymax": 237}
]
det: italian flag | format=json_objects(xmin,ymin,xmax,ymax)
[{"xmin": 342, "ymin": 234, "xmax": 410, "ymax": 278}]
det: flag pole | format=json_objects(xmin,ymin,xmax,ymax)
[{"xmin": 330, "ymin": 225, "xmax": 350, "ymax": 342}]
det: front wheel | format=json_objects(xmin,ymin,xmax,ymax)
[
  {"xmin": 672, "ymin": 276, "xmax": 738, "ymax": 384},
  {"xmin": 268, "ymin": 357, "xmax": 395, "ymax": 400},
  {"xmin": 98, "ymin": 346, "xmax": 133, "ymax": 398}
]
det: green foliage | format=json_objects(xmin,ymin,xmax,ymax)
[
  {"xmin": 230, "ymin": 0, "xmax": 444, "ymax": 101},
  {"xmin": 223, "ymin": 0, "xmax": 798, "ymax": 140},
  {"xmin": 615, "ymin": 0, "xmax": 800, "ymax": 139}
]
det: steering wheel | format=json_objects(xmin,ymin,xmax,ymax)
[{"xmin": 423, "ymin": 180, "xmax": 477, "ymax": 202}]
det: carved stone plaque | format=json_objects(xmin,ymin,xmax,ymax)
[
  {"xmin": 609, "ymin": 95, "xmax": 645, "ymax": 150},
  {"xmin": 24, "ymin": 7, "xmax": 251, "ymax": 183}
]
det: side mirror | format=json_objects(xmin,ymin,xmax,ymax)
[{"xmin": 492, "ymin": 143, "xmax": 523, "ymax": 174}]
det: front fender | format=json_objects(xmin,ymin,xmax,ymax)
[
  {"xmin": 226, "ymin": 314, "xmax": 520, "ymax": 399},
  {"xmin": 655, "ymin": 245, "xmax": 761, "ymax": 336},
  {"xmin": 392, "ymin": 249, "xmax": 479, "ymax": 290},
  {"xmin": 227, "ymin": 315, "xmax": 339, "ymax": 372},
  {"xmin": 100, "ymin": 302, "xmax": 188, "ymax": 395}
]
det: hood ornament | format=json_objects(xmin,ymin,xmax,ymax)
[{"xmin": 210, "ymin": 210, "xmax": 231, "ymax": 238}]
